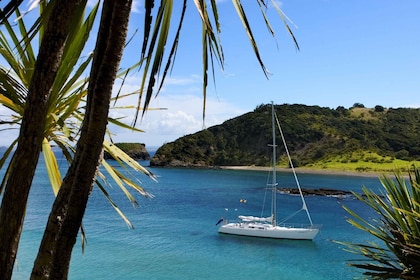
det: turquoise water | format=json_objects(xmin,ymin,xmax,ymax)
[{"xmin": 9, "ymin": 158, "xmax": 383, "ymax": 279}]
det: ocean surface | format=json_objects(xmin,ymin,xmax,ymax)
[{"xmin": 6, "ymin": 153, "xmax": 386, "ymax": 280}]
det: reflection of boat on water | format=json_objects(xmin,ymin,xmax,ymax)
[{"xmin": 218, "ymin": 102, "xmax": 321, "ymax": 240}]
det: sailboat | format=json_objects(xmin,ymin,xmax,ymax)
[{"xmin": 218, "ymin": 102, "xmax": 320, "ymax": 240}]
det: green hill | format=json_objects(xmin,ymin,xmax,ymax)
[{"xmin": 150, "ymin": 103, "xmax": 420, "ymax": 172}]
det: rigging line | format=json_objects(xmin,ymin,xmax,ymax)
[
  {"xmin": 260, "ymin": 171, "xmax": 271, "ymax": 218},
  {"xmin": 270, "ymin": 102, "xmax": 277, "ymax": 227},
  {"xmin": 273, "ymin": 111, "xmax": 315, "ymax": 226},
  {"xmin": 278, "ymin": 208, "xmax": 304, "ymax": 224}
]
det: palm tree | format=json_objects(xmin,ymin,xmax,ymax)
[
  {"xmin": 0, "ymin": 1, "xmax": 89, "ymax": 278},
  {"xmin": 0, "ymin": 0, "xmax": 154, "ymax": 220},
  {"xmin": 0, "ymin": 3, "xmax": 155, "ymax": 277},
  {"xmin": 0, "ymin": 0, "xmax": 299, "ymax": 278},
  {"xmin": 339, "ymin": 166, "xmax": 420, "ymax": 279},
  {"xmin": 30, "ymin": 2, "xmax": 135, "ymax": 277}
]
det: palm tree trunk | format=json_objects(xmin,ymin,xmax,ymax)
[
  {"xmin": 0, "ymin": 1, "xmax": 83, "ymax": 279},
  {"xmin": 31, "ymin": 1, "xmax": 132, "ymax": 278}
]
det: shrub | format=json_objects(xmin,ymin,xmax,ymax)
[
  {"xmin": 337, "ymin": 165, "xmax": 420, "ymax": 278},
  {"xmin": 374, "ymin": 105, "xmax": 385, "ymax": 112},
  {"xmin": 289, "ymin": 158, "xmax": 300, "ymax": 168},
  {"xmin": 352, "ymin": 102, "xmax": 365, "ymax": 108}
]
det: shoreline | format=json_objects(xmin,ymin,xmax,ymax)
[{"xmin": 218, "ymin": 165, "xmax": 397, "ymax": 178}]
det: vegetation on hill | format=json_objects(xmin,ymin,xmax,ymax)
[{"xmin": 150, "ymin": 103, "xmax": 420, "ymax": 172}]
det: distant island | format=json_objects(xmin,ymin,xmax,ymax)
[
  {"xmin": 104, "ymin": 142, "xmax": 150, "ymax": 160},
  {"xmin": 149, "ymin": 103, "xmax": 420, "ymax": 173}
]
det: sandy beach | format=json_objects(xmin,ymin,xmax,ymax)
[{"xmin": 218, "ymin": 165, "xmax": 396, "ymax": 178}]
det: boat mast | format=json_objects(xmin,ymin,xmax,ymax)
[
  {"xmin": 274, "ymin": 104, "xmax": 315, "ymax": 226},
  {"xmin": 271, "ymin": 102, "xmax": 277, "ymax": 227}
]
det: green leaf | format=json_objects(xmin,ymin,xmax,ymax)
[{"xmin": 338, "ymin": 167, "xmax": 420, "ymax": 277}]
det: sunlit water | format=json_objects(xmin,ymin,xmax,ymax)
[{"xmin": 6, "ymin": 155, "xmax": 384, "ymax": 279}]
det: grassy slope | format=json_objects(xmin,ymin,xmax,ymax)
[
  {"xmin": 289, "ymin": 108, "xmax": 420, "ymax": 173},
  {"xmin": 278, "ymin": 150, "xmax": 420, "ymax": 174}
]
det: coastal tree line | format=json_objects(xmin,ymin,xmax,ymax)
[{"xmin": 151, "ymin": 103, "xmax": 420, "ymax": 167}]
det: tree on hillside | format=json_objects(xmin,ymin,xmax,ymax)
[
  {"xmin": 0, "ymin": 0, "xmax": 299, "ymax": 279},
  {"xmin": 374, "ymin": 105, "xmax": 385, "ymax": 112},
  {"xmin": 352, "ymin": 102, "xmax": 365, "ymax": 108}
]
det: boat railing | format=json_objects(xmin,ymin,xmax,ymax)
[{"xmin": 277, "ymin": 222, "xmax": 322, "ymax": 229}]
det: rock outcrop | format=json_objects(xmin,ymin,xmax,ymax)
[
  {"xmin": 104, "ymin": 143, "xmax": 150, "ymax": 160},
  {"xmin": 278, "ymin": 187, "xmax": 352, "ymax": 197}
]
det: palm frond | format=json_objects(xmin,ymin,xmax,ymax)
[
  {"xmin": 157, "ymin": 0, "xmax": 187, "ymax": 94},
  {"xmin": 270, "ymin": 0, "xmax": 300, "ymax": 51},
  {"xmin": 338, "ymin": 166, "xmax": 420, "ymax": 277},
  {"xmin": 95, "ymin": 180, "xmax": 134, "ymax": 229},
  {"xmin": 0, "ymin": 0, "xmax": 24, "ymax": 23},
  {"xmin": 232, "ymin": 0, "xmax": 268, "ymax": 77},
  {"xmin": 51, "ymin": 0, "xmax": 97, "ymax": 102},
  {"xmin": 135, "ymin": 0, "xmax": 298, "ymax": 125},
  {"xmin": 135, "ymin": 0, "xmax": 174, "ymax": 125},
  {"xmin": 0, "ymin": 138, "xmax": 18, "ymax": 195},
  {"xmin": 107, "ymin": 117, "xmax": 144, "ymax": 133},
  {"xmin": 101, "ymin": 160, "xmax": 140, "ymax": 207},
  {"xmin": 42, "ymin": 138, "xmax": 62, "ymax": 195},
  {"xmin": 103, "ymin": 139, "xmax": 157, "ymax": 183},
  {"xmin": 194, "ymin": 0, "xmax": 224, "ymax": 122}
]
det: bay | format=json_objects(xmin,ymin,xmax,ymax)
[{"xmin": 10, "ymin": 156, "xmax": 384, "ymax": 279}]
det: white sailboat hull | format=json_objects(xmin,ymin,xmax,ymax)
[
  {"xmin": 218, "ymin": 222, "xmax": 319, "ymax": 240},
  {"xmin": 217, "ymin": 103, "xmax": 321, "ymax": 241}
]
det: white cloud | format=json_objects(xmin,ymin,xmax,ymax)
[
  {"xmin": 0, "ymin": 106, "xmax": 18, "ymax": 147},
  {"xmin": 86, "ymin": 1, "xmax": 142, "ymax": 13},
  {"xmin": 0, "ymin": 73, "xmax": 247, "ymax": 150},
  {"xmin": 130, "ymin": 0, "xmax": 142, "ymax": 13},
  {"xmin": 107, "ymin": 72, "xmax": 247, "ymax": 148},
  {"xmin": 0, "ymin": 129, "xmax": 18, "ymax": 147},
  {"xmin": 108, "ymin": 92, "xmax": 246, "ymax": 148}
]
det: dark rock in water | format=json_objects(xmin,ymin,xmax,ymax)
[
  {"xmin": 278, "ymin": 187, "xmax": 352, "ymax": 197},
  {"xmin": 278, "ymin": 187, "xmax": 383, "ymax": 198}
]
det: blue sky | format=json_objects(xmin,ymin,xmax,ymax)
[
  {"xmin": 1, "ymin": 1, "xmax": 419, "ymax": 148},
  {"xmin": 109, "ymin": 1, "xmax": 420, "ymax": 148}
]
